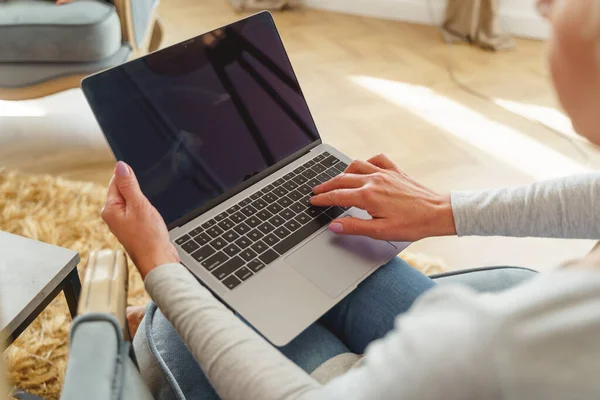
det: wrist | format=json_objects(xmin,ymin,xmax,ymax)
[
  {"xmin": 132, "ymin": 245, "xmax": 180, "ymax": 279},
  {"xmin": 431, "ymin": 193, "xmax": 457, "ymax": 237}
]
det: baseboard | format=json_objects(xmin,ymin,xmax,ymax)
[{"xmin": 303, "ymin": 0, "xmax": 550, "ymax": 40}]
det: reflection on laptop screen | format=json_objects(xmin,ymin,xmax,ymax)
[{"xmin": 84, "ymin": 13, "xmax": 319, "ymax": 226}]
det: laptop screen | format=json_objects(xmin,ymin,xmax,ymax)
[{"xmin": 83, "ymin": 12, "xmax": 320, "ymax": 226}]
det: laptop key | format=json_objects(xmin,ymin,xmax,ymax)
[
  {"xmin": 312, "ymin": 163, "xmax": 326, "ymax": 173},
  {"xmin": 239, "ymin": 248, "xmax": 258, "ymax": 262},
  {"xmin": 181, "ymin": 240, "xmax": 200, "ymax": 254},
  {"xmin": 189, "ymin": 227, "xmax": 202, "ymax": 237},
  {"xmin": 235, "ymin": 236, "xmax": 252, "ymax": 249},
  {"xmin": 218, "ymin": 218, "xmax": 234, "ymax": 231},
  {"xmin": 229, "ymin": 212, "xmax": 246, "ymax": 224},
  {"xmin": 279, "ymin": 209, "xmax": 295, "ymax": 220},
  {"xmin": 263, "ymin": 183, "xmax": 275, "ymax": 192},
  {"xmin": 325, "ymin": 206, "xmax": 346, "ymax": 219},
  {"xmin": 267, "ymin": 203, "xmax": 284, "ymax": 214},
  {"xmin": 248, "ymin": 259, "xmax": 266, "ymax": 273},
  {"xmin": 258, "ymin": 222, "xmax": 275, "ymax": 235},
  {"xmin": 277, "ymin": 196, "xmax": 292, "ymax": 208},
  {"xmin": 245, "ymin": 216, "xmax": 261, "ymax": 228},
  {"xmin": 192, "ymin": 245, "xmax": 215, "ymax": 262},
  {"xmin": 263, "ymin": 233, "xmax": 279, "ymax": 246},
  {"xmin": 247, "ymin": 229, "xmax": 264, "ymax": 242},
  {"xmin": 274, "ymin": 214, "xmax": 331, "ymax": 255},
  {"xmin": 202, "ymin": 251, "xmax": 228, "ymax": 271},
  {"xmin": 292, "ymin": 174, "xmax": 308, "ymax": 185},
  {"xmin": 226, "ymin": 204, "xmax": 240, "ymax": 214},
  {"xmin": 259, "ymin": 249, "xmax": 279, "ymax": 266},
  {"xmin": 305, "ymin": 159, "xmax": 316, "ymax": 167},
  {"xmin": 321, "ymin": 156, "xmax": 340, "ymax": 168},
  {"xmin": 206, "ymin": 226, "xmax": 224, "ymax": 238},
  {"xmin": 241, "ymin": 205, "xmax": 257, "ymax": 217},
  {"xmin": 306, "ymin": 178, "xmax": 320, "ymax": 189},
  {"xmin": 256, "ymin": 209, "xmax": 273, "ymax": 221},
  {"xmin": 262, "ymin": 192, "xmax": 277, "ymax": 204},
  {"xmin": 272, "ymin": 186, "xmax": 288, "ymax": 197},
  {"xmin": 284, "ymin": 219, "xmax": 301, "ymax": 232},
  {"xmin": 223, "ymin": 243, "xmax": 241, "ymax": 257},
  {"xmin": 223, "ymin": 275, "xmax": 242, "ymax": 290},
  {"xmin": 288, "ymin": 190, "xmax": 302, "ymax": 201},
  {"xmin": 233, "ymin": 222, "xmax": 251, "ymax": 236},
  {"xmin": 223, "ymin": 230, "xmax": 240, "ymax": 243},
  {"xmin": 335, "ymin": 162, "xmax": 348, "ymax": 172},
  {"xmin": 274, "ymin": 226, "xmax": 291, "ymax": 239},
  {"xmin": 297, "ymin": 185, "xmax": 313, "ymax": 196},
  {"xmin": 194, "ymin": 232, "xmax": 211, "ymax": 246},
  {"xmin": 239, "ymin": 198, "xmax": 251, "ymax": 207},
  {"xmin": 235, "ymin": 267, "xmax": 253, "ymax": 281},
  {"xmin": 283, "ymin": 181, "xmax": 298, "ymax": 191},
  {"xmin": 314, "ymin": 153, "xmax": 327, "ymax": 162},
  {"xmin": 306, "ymin": 206, "xmax": 326, "ymax": 218},
  {"xmin": 212, "ymin": 256, "xmax": 244, "ymax": 280},
  {"xmin": 251, "ymin": 240, "xmax": 268, "ymax": 254},
  {"xmin": 290, "ymin": 202, "xmax": 305, "ymax": 214},
  {"xmin": 215, "ymin": 212, "xmax": 228, "ymax": 221},
  {"xmin": 210, "ymin": 237, "xmax": 227, "ymax": 250},
  {"xmin": 302, "ymin": 168, "xmax": 317, "ymax": 179},
  {"xmin": 283, "ymin": 172, "xmax": 295, "ymax": 180},
  {"xmin": 294, "ymin": 165, "xmax": 306, "ymax": 174},
  {"xmin": 268, "ymin": 214, "xmax": 285, "ymax": 227},
  {"xmin": 295, "ymin": 212, "xmax": 310, "ymax": 225},
  {"xmin": 252, "ymin": 198, "xmax": 268, "ymax": 210},
  {"xmin": 273, "ymin": 178, "xmax": 285, "ymax": 186},
  {"xmin": 201, "ymin": 219, "xmax": 216, "ymax": 229},
  {"xmin": 175, "ymin": 234, "xmax": 190, "ymax": 245},
  {"xmin": 250, "ymin": 192, "xmax": 261, "ymax": 201}
]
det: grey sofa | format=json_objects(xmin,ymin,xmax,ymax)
[
  {"xmin": 0, "ymin": 0, "xmax": 162, "ymax": 100},
  {"xmin": 51, "ymin": 250, "xmax": 536, "ymax": 399}
]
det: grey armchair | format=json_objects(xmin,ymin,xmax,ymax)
[
  {"xmin": 0, "ymin": 0, "xmax": 163, "ymax": 100},
  {"xmin": 57, "ymin": 251, "xmax": 536, "ymax": 399},
  {"xmin": 60, "ymin": 250, "xmax": 153, "ymax": 400}
]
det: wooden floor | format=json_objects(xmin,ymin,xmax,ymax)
[{"xmin": 0, "ymin": 0, "xmax": 598, "ymax": 270}]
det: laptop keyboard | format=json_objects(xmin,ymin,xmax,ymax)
[{"xmin": 174, "ymin": 152, "xmax": 349, "ymax": 290}]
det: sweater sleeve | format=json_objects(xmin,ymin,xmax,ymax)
[{"xmin": 451, "ymin": 173, "xmax": 600, "ymax": 239}]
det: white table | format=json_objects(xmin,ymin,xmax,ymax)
[{"xmin": 0, "ymin": 231, "xmax": 80, "ymax": 343}]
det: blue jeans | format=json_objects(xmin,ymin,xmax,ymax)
[{"xmin": 148, "ymin": 258, "xmax": 435, "ymax": 399}]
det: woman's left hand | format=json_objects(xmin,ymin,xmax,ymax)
[{"xmin": 102, "ymin": 161, "xmax": 180, "ymax": 278}]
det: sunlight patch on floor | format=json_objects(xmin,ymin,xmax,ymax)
[{"xmin": 351, "ymin": 76, "xmax": 590, "ymax": 180}]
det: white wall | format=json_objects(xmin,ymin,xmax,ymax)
[{"xmin": 303, "ymin": 0, "xmax": 550, "ymax": 40}]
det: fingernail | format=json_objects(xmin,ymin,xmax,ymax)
[
  {"xmin": 312, "ymin": 185, "xmax": 320, "ymax": 194},
  {"xmin": 116, "ymin": 161, "xmax": 130, "ymax": 177},
  {"xmin": 329, "ymin": 222, "xmax": 344, "ymax": 233}
]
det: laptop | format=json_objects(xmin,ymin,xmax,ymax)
[{"xmin": 82, "ymin": 11, "xmax": 411, "ymax": 346}]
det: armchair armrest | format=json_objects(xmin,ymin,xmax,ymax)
[
  {"xmin": 112, "ymin": 0, "xmax": 162, "ymax": 54},
  {"xmin": 78, "ymin": 250, "xmax": 129, "ymax": 339}
]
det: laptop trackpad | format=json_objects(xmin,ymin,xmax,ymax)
[{"xmin": 285, "ymin": 230, "xmax": 398, "ymax": 299}]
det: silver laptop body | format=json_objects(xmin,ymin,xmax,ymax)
[{"xmin": 83, "ymin": 12, "xmax": 410, "ymax": 346}]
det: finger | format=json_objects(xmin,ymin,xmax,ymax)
[
  {"xmin": 313, "ymin": 173, "xmax": 367, "ymax": 194},
  {"xmin": 367, "ymin": 153, "xmax": 400, "ymax": 172},
  {"xmin": 344, "ymin": 160, "xmax": 380, "ymax": 175},
  {"xmin": 105, "ymin": 175, "xmax": 124, "ymax": 207},
  {"xmin": 114, "ymin": 161, "xmax": 144, "ymax": 204},
  {"xmin": 328, "ymin": 217, "xmax": 389, "ymax": 239},
  {"xmin": 310, "ymin": 188, "xmax": 364, "ymax": 208}
]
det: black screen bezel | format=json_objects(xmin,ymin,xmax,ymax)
[{"xmin": 81, "ymin": 11, "xmax": 322, "ymax": 230}]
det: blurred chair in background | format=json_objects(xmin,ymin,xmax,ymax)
[{"xmin": 0, "ymin": 0, "xmax": 163, "ymax": 101}]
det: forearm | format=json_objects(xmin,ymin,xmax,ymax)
[
  {"xmin": 451, "ymin": 173, "xmax": 600, "ymax": 239},
  {"xmin": 144, "ymin": 263, "xmax": 321, "ymax": 400}
]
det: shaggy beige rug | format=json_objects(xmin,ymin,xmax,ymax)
[{"xmin": 0, "ymin": 168, "xmax": 447, "ymax": 399}]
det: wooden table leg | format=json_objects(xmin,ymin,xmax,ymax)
[{"xmin": 63, "ymin": 269, "xmax": 81, "ymax": 319}]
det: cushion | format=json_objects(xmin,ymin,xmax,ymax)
[{"xmin": 0, "ymin": 0, "xmax": 122, "ymax": 63}]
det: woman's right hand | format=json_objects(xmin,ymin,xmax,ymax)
[{"xmin": 310, "ymin": 154, "xmax": 457, "ymax": 242}]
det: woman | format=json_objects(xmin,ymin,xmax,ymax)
[{"xmin": 102, "ymin": 0, "xmax": 600, "ymax": 398}]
